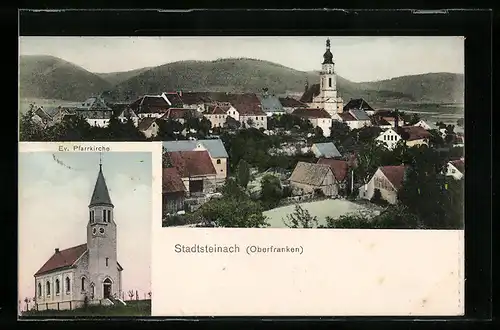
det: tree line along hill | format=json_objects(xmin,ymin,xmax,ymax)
[{"xmin": 19, "ymin": 55, "xmax": 464, "ymax": 105}]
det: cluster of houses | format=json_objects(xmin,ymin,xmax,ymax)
[
  {"xmin": 161, "ymin": 136, "xmax": 465, "ymax": 217},
  {"xmin": 28, "ymin": 38, "xmax": 462, "ymax": 150}
]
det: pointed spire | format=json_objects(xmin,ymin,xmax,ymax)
[
  {"xmin": 89, "ymin": 160, "xmax": 113, "ymax": 208},
  {"xmin": 322, "ymin": 38, "xmax": 334, "ymax": 65}
]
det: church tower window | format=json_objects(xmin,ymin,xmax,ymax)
[
  {"xmin": 329, "ymin": 78, "xmax": 332, "ymax": 87},
  {"xmin": 107, "ymin": 210, "xmax": 111, "ymax": 222},
  {"xmin": 81, "ymin": 277, "xmax": 86, "ymax": 291},
  {"xmin": 106, "ymin": 257, "xmax": 109, "ymax": 267}
]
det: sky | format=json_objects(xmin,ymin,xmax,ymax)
[
  {"xmin": 18, "ymin": 152, "xmax": 152, "ymax": 302},
  {"xmin": 18, "ymin": 36, "xmax": 464, "ymax": 82}
]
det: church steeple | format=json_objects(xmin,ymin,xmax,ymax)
[
  {"xmin": 322, "ymin": 38, "xmax": 334, "ymax": 65},
  {"xmin": 89, "ymin": 158, "xmax": 113, "ymax": 208}
]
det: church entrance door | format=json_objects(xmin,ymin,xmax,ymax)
[{"xmin": 103, "ymin": 278, "xmax": 112, "ymax": 299}]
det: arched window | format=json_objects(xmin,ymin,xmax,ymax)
[
  {"xmin": 81, "ymin": 277, "xmax": 86, "ymax": 291},
  {"xmin": 103, "ymin": 209, "xmax": 107, "ymax": 222},
  {"xmin": 107, "ymin": 210, "xmax": 111, "ymax": 222},
  {"xmin": 37, "ymin": 283, "xmax": 42, "ymax": 297},
  {"xmin": 55, "ymin": 279, "xmax": 60, "ymax": 294},
  {"xmin": 65, "ymin": 277, "xmax": 71, "ymax": 292},
  {"xmin": 46, "ymin": 281, "xmax": 51, "ymax": 296},
  {"xmin": 329, "ymin": 78, "xmax": 332, "ymax": 88}
]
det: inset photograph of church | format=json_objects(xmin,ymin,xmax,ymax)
[{"xmin": 18, "ymin": 151, "xmax": 153, "ymax": 316}]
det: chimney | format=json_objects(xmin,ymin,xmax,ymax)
[{"xmin": 55, "ymin": 248, "xmax": 60, "ymax": 254}]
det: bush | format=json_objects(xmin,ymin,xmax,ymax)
[{"xmin": 370, "ymin": 189, "xmax": 389, "ymax": 206}]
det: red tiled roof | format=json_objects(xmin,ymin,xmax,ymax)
[
  {"xmin": 226, "ymin": 93, "xmax": 266, "ymax": 116},
  {"xmin": 161, "ymin": 108, "xmax": 191, "ymax": 120},
  {"xmin": 167, "ymin": 151, "xmax": 217, "ymax": 177},
  {"xmin": 206, "ymin": 104, "xmax": 230, "ymax": 115},
  {"xmin": 35, "ymin": 244, "xmax": 87, "ymax": 276},
  {"xmin": 338, "ymin": 112, "xmax": 357, "ymax": 121},
  {"xmin": 279, "ymin": 97, "xmax": 307, "ymax": 108},
  {"xmin": 450, "ymin": 159, "xmax": 465, "ymax": 173},
  {"xmin": 292, "ymin": 108, "xmax": 331, "ymax": 119},
  {"xmin": 398, "ymin": 126, "xmax": 431, "ymax": 141},
  {"xmin": 130, "ymin": 95, "xmax": 170, "ymax": 113},
  {"xmin": 379, "ymin": 165, "xmax": 406, "ymax": 190},
  {"xmin": 163, "ymin": 167, "xmax": 186, "ymax": 193},
  {"xmin": 317, "ymin": 158, "xmax": 349, "ymax": 182},
  {"xmin": 137, "ymin": 117, "xmax": 157, "ymax": 131}
]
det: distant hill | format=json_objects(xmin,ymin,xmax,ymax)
[
  {"xmin": 19, "ymin": 56, "xmax": 463, "ymax": 105},
  {"xmin": 19, "ymin": 55, "xmax": 112, "ymax": 101},
  {"xmin": 95, "ymin": 67, "xmax": 153, "ymax": 86},
  {"xmin": 358, "ymin": 72, "xmax": 464, "ymax": 104}
]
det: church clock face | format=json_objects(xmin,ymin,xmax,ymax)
[{"xmin": 99, "ymin": 228, "xmax": 105, "ymax": 235}]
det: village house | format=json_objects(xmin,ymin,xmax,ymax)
[
  {"xmin": 316, "ymin": 158, "xmax": 350, "ymax": 191},
  {"xmin": 203, "ymin": 104, "xmax": 229, "ymax": 128},
  {"xmin": 289, "ymin": 161, "xmax": 339, "ymax": 197},
  {"xmin": 444, "ymin": 158, "xmax": 465, "ymax": 180},
  {"xmin": 359, "ymin": 165, "xmax": 407, "ymax": 204},
  {"xmin": 178, "ymin": 91, "xmax": 213, "ymax": 113},
  {"xmin": 332, "ymin": 108, "xmax": 372, "ymax": 130},
  {"xmin": 165, "ymin": 150, "xmax": 217, "ymax": 197},
  {"xmin": 137, "ymin": 118, "xmax": 159, "ymax": 138},
  {"xmin": 163, "ymin": 139, "xmax": 229, "ymax": 183},
  {"xmin": 34, "ymin": 163, "xmax": 124, "ymax": 311},
  {"xmin": 279, "ymin": 96, "xmax": 307, "ymax": 114},
  {"xmin": 258, "ymin": 89, "xmax": 285, "ymax": 116},
  {"xmin": 371, "ymin": 110, "xmax": 406, "ymax": 128},
  {"xmin": 30, "ymin": 106, "xmax": 54, "ymax": 128},
  {"xmin": 413, "ymin": 119, "xmax": 438, "ymax": 131},
  {"xmin": 108, "ymin": 103, "xmax": 140, "ymax": 127},
  {"xmin": 291, "ymin": 108, "xmax": 332, "ymax": 137},
  {"xmin": 160, "ymin": 107, "xmax": 196, "ymax": 124},
  {"xmin": 229, "ymin": 94, "xmax": 268, "ymax": 130},
  {"xmin": 162, "ymin": 167, "xmax": 186, "ymax": 215},
  {"xmin": 129, "ymin": 92, "xmax": 182, "ymax": 118},
  {"xmin": 75, "ymin": 96, "xmax": 114, "ymax": 127},
  {"xmin": 342, "ymin": 98, "xmax": 376, "ymax": 116},
  {"xmin": 311, "ymin": 142, "xmax": 342, "ymax": 159},
  {"xmin": 376, "ymin": 126, "xmax": 431, "ymax": 150},
  {"xmin": 300, "ymin": 39, "xmax": 344, "ymax": 116}
]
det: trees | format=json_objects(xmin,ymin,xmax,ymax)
[
  {"xmin": 237, "ymin": 159, "xmax": 251, "ymax": 188},
  {"xmin": 353, "ymin": 141, "xmax": 386, "ymax": 185},
  {"xmin": 260, "ymin": 174, "xmax": 283, "ymax": 210},
  {"xmin": 193, "ymin": 179, "xmax": 269, "ymax": 228},
  {"xmin": 19, "ymin": 110, "xmax": 47, "ymax": 141},
  {"xmin": 283, "ymin": 204, "xmax": 319, "ymax": 228},
  {"xmin": 198, "ymin": 117, "xmax": 212, "ymax": 137},
  {"xmin": 224, "ymin": 116, "xmax": 241, "ymax": 130},
  {"xmin": 329, "ymin": 120, "xmax": 351, "ymax": 143}
]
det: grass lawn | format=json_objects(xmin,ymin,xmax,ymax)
[
  {"xmin": 20, "ymin": 299, "xmax": 151, "ymax": 317},
  {"xmin": 263, "ymin": 199, "xmax": 377, "ymax": 228}
]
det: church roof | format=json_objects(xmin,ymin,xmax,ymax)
[
  {"xmin": 34, "ymin": 244, "xmax": 87, "ymax": 276},
  {"xmin": 299, "ymin": 84, "xmax": 320, "ymax": 103},
  {"xmin": 322, "ymin": 39, "xmax": 334, "ymax": 65},
  {"xmin": 34, "ymin": 244, "xmax": 123, "ymax": 276},
  {"xmin": 89, "ymin": 165, "xmax": 114, "ymax": 207}
]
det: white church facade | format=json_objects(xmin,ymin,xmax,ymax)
[
  {"xmin": 300, "ymin": 39, "xmax": 344, "ymax": 117},
  {"xmin": 34, "ymin": 162, "xmax": 124, "ymax": 311}
]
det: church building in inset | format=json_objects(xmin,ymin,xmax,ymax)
[
  {"xmin": 34, "ymin": 161, "xmax": 123, "ymax": 310},
  {"xmin": 300, "ymin": 38, "xmax": 344, "ymax": 117}
]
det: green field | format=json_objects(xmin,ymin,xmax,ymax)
[
  {"xmin": 263, "ymin": 199, "xmax": 378, "ymax": 228},
  {"xmin": 20, "ymin": 299, "xmax": 151, "ymax": 317}
]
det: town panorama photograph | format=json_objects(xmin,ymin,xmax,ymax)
[{"xmin": 19, "ymin": 36, "xmax": 465, "ymax": 230}]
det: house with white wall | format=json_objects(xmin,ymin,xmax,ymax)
[
  {"xmin": 137, "ymin": 118, "xmax": 159, "ymax": 139},
  {"xmin": 75, "ymin": 96, "xmax": 114, "ymax": 127},
  {"xmin": 291, "ymin": 108, "xmax": 332, "ymax": 137},
  {"xmin": 444, "ymin": 159, "xmax": 464, "ymax": 180},
  {"xmin": 376, "ymin": 126, "xmax": 431, "ymax": 150},
  {"xmin": 359, "ymin": 165, "xmax": 407, "ymax": 204}
]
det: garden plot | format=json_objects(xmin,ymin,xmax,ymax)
[{"xmin": 263, "ymin": 199, "xmax": 378, "ymax": 228}]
